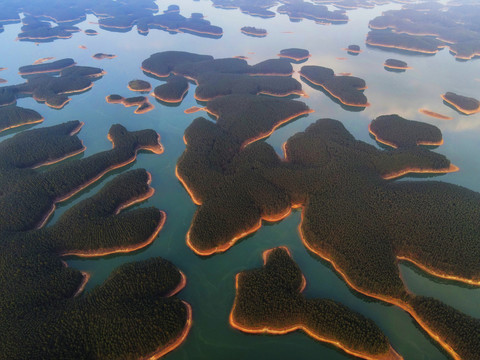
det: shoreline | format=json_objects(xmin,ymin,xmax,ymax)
[
  {"xmin": 382, "ymin": 163, "xmax": 459, "ymax": 180},
  {"xmin": 441, "ymin": 94, "xmax": 480, "ymax": 115},
  {"xmin": 368, "ymin": 123, "xmax": 444, "ymax": 149},
  {"xmin": 418, "ymin": 109, "xmax": 452, "ymax": 120},
  {"xmin": 230, "ymin": 248, "xmax": 403, "ymax": 360}
]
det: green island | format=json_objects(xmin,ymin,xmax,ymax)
[
  {"xmin": 368, "ymin": 6, "xmax": 480, "ymax": 60},
  {"xmin": 194, "ymin": 73, "xmax": 304, "ymax": 101},
  {"xmin": 384, "ymin": 59, "xmax": 409, "ymax": 71},
  {"xmin": 84, "ymin": 29, "xmax": 98, "ymax": 36},
  {"xmin": 299, "ymin": 65, "xmax": 369, "ymax": 108},
  {"xmin": 346, "ymin": 44, "xmax": 361, "ymax": 55},
  {"xmin": 369, "ymin": 114, "xmax": 443, "ymax": 149},
  {"xmin": 1, "ymin": 62, "xmax": 105, "ymax": 109},
  {"xmin": 441, "ymin": 92, "xmax": 480, "ymax": 115},
  {"xmin": 17, "ymin": 17, "xmax": 81, "ymax": 43},
  {"xmin": 241, "ymin": 26, "xmax": 267, "ymax": 37},
  {"xmin": 278, "ymin": 48, "xmax": 310, "ymax": 63},
  {"xmin": 141, "ymin": 51, "xmax": 294, "ymax": 82},
  {"xmin": 0, "ymin": 105, "xmax": 43, "ymax": 133},
  {"xmin": 0, "ymin": 121, "xmax": 162, "ymax": 233},
  {"xmin": 177, "ymin": 90, "xmax": 479, "ymax": 356},
  {"xmin": 277, "ymin": 1, "xmax": 349, "ymax": 24},
  {"xmin": 152, "ymin": 75, "xmax": 189, "ymax": 104},
  {"xmin": 92, "ymin": 53, "xmax": 117, "ymax": 60},
  {"xmin": 0, "ymin": 169, "xmax": 191, "ymax": 360},
  {"xmin": 106, "ymin": 94, "xmax": 154, "ymax": 114},
  {"xmin": 128, "ymin": 79, "xmax": 152, "ymax": 92},
  {"xmin": 231, "ymin": 247, "xmax": 401, "ymax": 360},
  {"xmin": 18, "ymin": 57, "xmax": 76, "ymax": 75},
  {"xmin": 212, "ymin": 0, "xmax": 276, "ymax": 19}
]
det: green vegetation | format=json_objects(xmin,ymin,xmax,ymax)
[
  {"xmin": 128, "ymin": 79, "xmax": 151, "ymax": 92},
  {"xmin": 442, "ymin": 92, "xmax": 480, "ymax": 114},
  {"xmin": 241, "ymin": 26, "xmax": 267, "ymax": 37},
  {"xmin": 0, "ymin": 105, "xmax": 43, "ymax": 132},
  {"xmin": 212, "ymin": 0, "xmax": 276, "ymax": 19},
  {"xmin": 0, "ymin": 121, "xmax": 162, "ymax": 232},
  {"xmin": 1, "ymin": 62, "xmax": 105, "ymax": 109},
  {"xmin": 84, "ymin": 29, "xmax": 98, "ymax": 36},
  {"xmin": 369, "ymin": 114, "xmax": 442, "ymax": 148},
  {"xmin": 277, "ymin": 1, "xmax": 348, "ymax": 24},
  {"xmin": 408, "ymin": 295, "xmax": 480, "ymax": 360},
  {"xmin": 17, "ymin": 17, "xmax": 81, "ymax": 43},
  {"xmin": 153, "ymin": 75, "xmax": 189, "ymax": 103},
  {"xmin": 195, "ymin": 73, "xmax": 302, "ymax": 100},
  {"xmin": 18, "ymin": 58, "xmax": 76, "ymax": 75},
  {"xmin": 278, "ymin": 48, "xmax": 310, "ymax": 62},
  {"xmin": 0, "ymin": 170, "xmax": 189, "ymax": 360},
  {"xmin": 92, "ymin": 53, "xmax": 116, "ymax": 60},
  {"xmin": 142, "ymin": 51, "xmax": 214, "ymax": 78},
  {"xmin": 232, "ymin": 247, "xmax": 393, "ymax": 357},
  {"xmin": 347, "ymin": 44, "xmax": 361, "ymax": 54},
  {"xmin": 384, "ymin": 58, "xmax": 408, "ymax": 69},
  {"xmin": 299, "ymin": 65, "xmax": 368, "ymax": 107},
  {"xmin": 369, "ymin": 6, "xmax": 480, "ymax": 60}
]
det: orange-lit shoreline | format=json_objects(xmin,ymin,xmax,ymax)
[
  {"xmin": 382, "ymin": 163, "xmax": 459, "ymax": 180},
  {"xmin": 115, "ymin": 172, "xmax": 155, "ymax": 214},
  {"xmin": 368, "ymin": 123, "xmax": 444, "ymax": 149},
  {"xmin": 18, "ymin": 62, "xmax": 76, "ymax": 75},
  {"xmin": 74, "ymin": 271, "xmax": 90, "ymax": 297},
  {"xmin": 365, "ymin": 40, "xmax": 440, "ymax": 55},
  {"xmin": 397, "ymin": 256, "xmax": 480, "ymax": 286},
  {"xmin": 36, "ymin": 131, "xmax": 163, "ymax": 229},
  {"xmin": 241, "ymin": 29, "xmax": 267, "ymax": 37},
  {"xmin": 418, "ymin": 109, "xmax": 452, "ymax": 120},
  {"xmin": 128, "ymin": 83, "xmax": 152, "ymax": 92},
  {"xmin": 166, "ymin": 270, "xmax": 187, "ymax": 298},
  {"xmin": 383, "ymin": 63, "xmax": 411, "ymax": 70},
  {"xmin": 0, "ymin": 116, "xmax": 44, "ymax": 133},
  {"xmin": 106, "ymin": 95, "xmax": 154, "ymax": 114},
  {"xmin": 33, "ymin": 57, "xmax": 55, "ymax": 65},
  {"xmin": 230, "ymin": 248, "xmax": 403, "ymax": 360},
  {"xmin": 151, "ymin": 86, "xmax": 189, "ymax": 103},
  {"xmin": 296, "ymin": 209, "xmax": 462, "ymax": 360},
  {"xmin": 441, "ymin": 94, "xmax": 480, "ymax": 115},
  {"xmin": 62, "ymin": 210, "xmax": 165, "ymax": 257},
  {"xmin": 139, "ymin": 301, "xmax": 192, "ymax": 360},
  {"xmin": 184, "ymin": 106, "xmax": 205, "ymax": 114},
  {"xmin": 299, "ymin": 72, "xmax": 369, "ymax": 107}
]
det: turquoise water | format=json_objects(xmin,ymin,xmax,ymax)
[{"xmin": 2, "ymin": 1, "xmax": 480, "ymax": 359}]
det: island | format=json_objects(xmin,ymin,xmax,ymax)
[
  {"xmin": 241, "ymin": 26, "xmax": 267, "ymax": 37},
  {"xmin": 84, "ymin": 29, "xmax": 98, "ymax": 36},
  {"xmin": 384, "ymin": 59, "xmax": 410, "ymax": 71},
  {"xmin": 366, "ymin": 31, "xmax": 443, "ymax": 55},
  {"xmin": 33, "ymin": 57, "xmax": 55, "ymax": 65},
  {"xmin": 278, "ymin": 48, "xmax": 310, "ymax": 63},
  {"xmin": 178, "ymin": 108, "xmax": 477, "ymax": 358},
  {"xmin": 212, "ymin": 0, "xmax": 276, "ymax": 19},
  {"xmin": 2, "ymin": 62, "xmax": 105, "ymax": 109},
  {"xmin": 231, "ymin": 247, "xmax": 402, "ymax": 360},
  {"xmin": 277, "ymin": 1, "xmax": 349, "ymax": 24},
  {"xmin": 106, "ymin": 94, "xmax": 154, "ymax": 114},
  {"xmin": 441, "ymin": 92, "xmax": 480, "ymax": 115},
  {"xmin": 0, "ymin": 105, "xmax": 43, "ymax": 133},
  {"xmin": 346, "ymin": 44, "xmax": 361, "ymax": 55},
  {"xmin": 92, "ymin": 53, "xmax": 117, "ymax": 60},
  {"xmin": 128, "ymin": 79, "xmax": 152, "ymax": 92},
  {"xmin": 299, "ymin": 65, "xmax": 369, "ymax": 108},
  {"xmin": 152, "ymin": 76, "xmax": 189, "ymax": 104},
  {"xmin": 18, "ymin": 58, "xmax": 76, "ymax": 75},
  {"xmin": 369, "ymin": 114, "xmax": 443, "ymax": 148}
]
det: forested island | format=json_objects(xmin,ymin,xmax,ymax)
[
  {"xmin": 0, "ymin": 105, "xmax": 43, "ymax": 133},
  {"xmin": 92, "ymin": 53, "xmax": 117, "ymax": 60},
  {"xmin": 442, "ymin": 92, "xmax": 480, "ymax": 115},
  {"xmin": 152, "ymin": 76, "xmax": 189, "ymax": 104},
  {"xmin": 231, "ymin": 247, "xmax": 401, "ymax": 360},
  {"xmin": 369, "ymin": 115, "xmax": 443, "ymax": 148},
  {"xmin": 128, "ymin": 79, "xmax": 152, "ymax": 92},
  {"xmin": 241, "ymin": 26, "xmax": 267, "ymax": 37},
  {"xmin": 384, "ymin": 59, "xmax": 409, "ymax": 71},
  {"xmin": 299, "ymin": 65, "xmax": 369, "ymax": 108},
  {"xmin": 346, "ymin": 44, "xmax": 361, "ymax": 55},
  {"xmin": 277, "ymin": 1, "xmax": 349, "ymax": 24},
  {"xmin": 1, "ymin": 60, "xmax": 105, "ymax": 109},
  {"xmin": 278, "ymin": 48, "xmax": 310, "ymax": 63},
  {"xmin": 106, "ymin": 94, "xmax": 154, "ymax": 113}
]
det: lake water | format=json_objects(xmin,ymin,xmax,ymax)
[{"xmin": 1, "ymin": 1, "xmax": 479, "ymax": 359}]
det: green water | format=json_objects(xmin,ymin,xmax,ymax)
[{"xmin": 2, "ymin": 1, "xmax": 479, "ymax": 359}]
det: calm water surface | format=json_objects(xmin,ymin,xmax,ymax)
[{"xmin": 1, "ymin": 1, "xmax": 479, "ymax": 359}]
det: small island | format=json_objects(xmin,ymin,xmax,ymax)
[
  {"xmin": 106, "ymin": 94, "xmax": 154, "ymax": 114},
  {"xmin": 346, "ymin": 44, "xmax": 361, "ymax": 55},
  {"xmin": 240, "ymin": 26, "xmax": 267, "ymax": 37},
  {"xmin": 128, "ymin": 79, "xmax": 152, "ymax": 92},
  {"xmin": 384, "ymin": 58, "xmax": 410, "ymax": 71},
  {"xmin": 84, "ymin": 29, "xmax": 98, "ymax": 36},
  {"xmin": 152, "ymin": 76, "xmax": 189, "ymax": 104},
  {"xmin": 441, "ymin": 92, "xmax": 480, "ymax": 115},
  {"xmin": 18, "ymin": 58, "xmax": 76, "ymax": 75},
  {"xmin": 278, "ymin": 48, "xmax": 310, "ymax": 63},
  {"xmin": 231, "ymin": 247, "xmax": 402, "ymax": 360},
  {"xmin": 418, "ymin": 109, "xmax": 453, "ymax": 120},
  {"xmin": 299, "ymin": 65, "xmax": 369, "ymax": 107},
  {"xmin": 92, "ymin": 53, "xmax": 117, "ymax": 60},
  {"xmin": 369, "ymin": 114, "xmax": 443, "ymax": 148}
]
